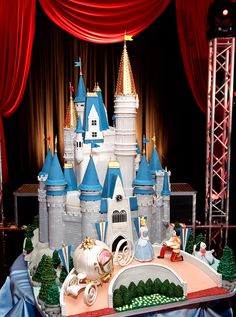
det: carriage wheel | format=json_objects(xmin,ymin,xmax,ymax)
[
  {"xmin": 114, "ymin": 239, "xmax": 134, "ymax": 266},
  {"xmin": 84, "ymin": 282, "xmax": 97, "ymax": 306}
]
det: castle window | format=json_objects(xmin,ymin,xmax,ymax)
[
  {"xmin": 92, "ymin": 132, "xmax": 97, "ymax": 137},
  {"xmin": 120, "ymin": 210, "xmax": 127, "ymax": 222},
  {"xmin": 112, "ymin": 210, "xmax": 119, "ymax": 223},
  {"xmin": 79, "ymin": 141, "xmax": 82, "ymax": 147},
  {"xmin": 91, "ymin": 120, "xmax": 97, "ymax": 126}
]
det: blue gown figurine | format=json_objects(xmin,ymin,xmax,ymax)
[{"xmin": 134, "ymin": 217, "xmax": 154, "ymax": 262}]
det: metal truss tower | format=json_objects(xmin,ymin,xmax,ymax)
[{"xmin": 205, "ymin": 37, "xmax": 235, "ymax": 244}]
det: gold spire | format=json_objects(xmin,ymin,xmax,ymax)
[
  {"xmin": 55, "ymin": 135, "xmax": 58, "ymax": 153},
  {"xmin": 93, "ymin": 82, "xmax": 101, "ymax": 92},
  {"xmin": 151, "ymin": 135, "xmax": 156, "ymax": 148},
  {"xmin": 115, "ymin": 42, "xmax": 136, "ymax": 96},
  {"xmin": 64, "ymin": 82, "xmax": 77, "ymax": 128}
]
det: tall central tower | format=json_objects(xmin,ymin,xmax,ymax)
[{"xmin": 114, "ymin": 41, "xmax": 139, "ymax": 196}]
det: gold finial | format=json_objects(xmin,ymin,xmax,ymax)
[
  {"xmin": 80, "ymin": 236, "xmax": 96, "ymax": 250},
  {"xmin": 79, "ymin": 57, "xmax": 82, "ymax": 75},
  {"xmin": 55, "ymin": 135, "xmax": 57, "ymax": 153},
  {"xmin": 165, "ymin": 166, "xmax": 167, "ymax": 172},
  {"xmin": 115, "ymin": 39, "xmax": 136, "ymax": 96}
]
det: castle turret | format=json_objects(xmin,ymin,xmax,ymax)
[
  {"xmin": 150, "ymin": 146, "xmax": 164, "ymax": 194},
  {"xmin": 38, "ymin": 148, "xmax": 53, "ymax": 243},
  {"xmin": 45, "ymin": 153, "xmax": 67, "ymax": 249},
  {"xmin": 74, "ymin": 61, "xmax": 86, "ymax": 124},
  {"xmin": 64, "ymin": 82, "xmax": 77, "ymax": 164},
  {"xmin": 114, "ymin": 41, "xmax": 139, "ymax": 196},
  {"xmin": 161, "ymin": 168, "xmax": 171, "ymax": 230},
  {"xmin": 63, "ymin": 163, "xmax": 82, "ymax": 248},
  {"xmin": 133, "ymin": 154, "xmax": 155, "ymax": 242},
  {"xmin": 74, "ymin": 116, "xmax": 84, "ymax": 163},
  {"xmin": 79, "ymin": 156, "xmax": 102, "ymax": 240}
]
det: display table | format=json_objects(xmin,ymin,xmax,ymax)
[{"xmin": 0, "ymin": 254, "xmax": 235, "ymax": 317}]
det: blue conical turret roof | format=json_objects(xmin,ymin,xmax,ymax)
[
  {"xmin": 102, "ymin": 161, "xmax": 123, "ymax": 199},
  {"xmin": 75, "ymin": 116, "xmax": 84, "ymax": 133},
  {"xmin": 133, "ymin": 155, "xmax": 155, "ymax": 187},
  {"xmin": 150, "ymin": 147, "xmax": 163, "ymax": 175},
  {"xmin": 45, "ymin": 153, "xmax": 67, "ymax": 187},
  {"xmin": 74, "ymin": 74, "xmax": 86, "ymax": 103},
  {"xmin": 96, "ymin": 85, "xmax": 109, "ymax": 130},
  {"xmin": 38, "ymin": 148, "xmax": 53, "ymax": 177},
  {"xmin": 79, "ymin": 156, "xmax": 102, "ymax": 192},
  {"xmin": 64, "ymin": 165, "xmax": 77, "ymax": 191},
  {"xmin": 161, "ymin": 170, "xmax": 171, "ymax": 196}
]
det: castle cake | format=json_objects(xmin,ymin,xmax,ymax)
[{"xmin": 24, "ymin": 41, "xmax": 234, "ymax": 317}]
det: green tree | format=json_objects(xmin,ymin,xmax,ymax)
[
  {"xmin": 217, "ymin": 245, "xmax": 236, "ymax": 281},
  {"xmin": 185, "ymin": 231, "xmax": 194, "ymax": 254},
  {"xmin": 25, "ymin": 225, "xmax": 34, "ymax": 239},
  {"xmin": 119, "ymin": 285, "xmax": 127, "ymax": 294},
  {"xmin": 137, "ymin": 280, "xmax": 145, "ymax": 288},
  {"xmin": 52, "ymin": 250, "xmax": 61, "ymax": 269},
  {"xmin": 45, "ymin": 283, "xmax": 60, "ymax": 305},
  {"xmin": 128, "ymin": 281, "xmax": 136, "ymax": 290},
  {"xmin": 32, "ymin": 254, "xmax": 47, "ymax": 283},
  {"xmin": 123, "ymin": 290, "xmax": 131, "ymax": 305},
  {"xmin": 38, "ymin": 256, "xmax": 57, "ymax": 302},
  {"xmin": 59, "ymin": 267, "xmax": 67, "ymax": 283},
  {"xmin": 136, "ymin": 286, "xmax": 144, "ymax": 297},
  {"xmin": 24, "ymin": 237, "xmax": 33, "ymax": 254},
  {"xmin": 113, "ymin": 292, "xmax": 123, "ymax": 307}
]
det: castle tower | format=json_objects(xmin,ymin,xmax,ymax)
[
  {"xmin": 74, "ymin": 61, "xmax": 86, "ymax": 124},
  {"xmin": 114, "ymin": 41, "xmax": 139, "ymax": 196},
  {"xmin": 45, "ymin": 153, "xmax": 67, "ymax": 249},
  {"xmin": 63, "ymin": 163, "xmax": 82, "ymax": 248},
  {"xmin": 74, "ymin": 116, "xmax": 84, "ymax": 164},
  {"xmin": 64, "ymin": 82, "xmax": 77, "ymax": 164},
  {"xmin": 101, "ymin": 160, "xmax": 134, "ymax": 250},
  {"xmin": 37, "ymin": 148, "xmax": 53, "ymax": 243},
  {"xmin": 79, "ymin": 156, "xmax": 102, "ymax": 240},
  {"xmin": 133, "ymin": 154, "xmax": 155, "ymax": 242},
  {"xmin": 161, "ymin": 168, "xmax": 171, "ymax": 234}
]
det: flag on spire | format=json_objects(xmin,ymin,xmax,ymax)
[
  {"xmin": 124, "ymin": 35, "xmax": 133, "ymax": 41},
  {"xmin": 143, "ymin": 137, "xmax": 151, "ymax": 144}
]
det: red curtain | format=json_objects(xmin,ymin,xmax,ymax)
[
  {"xmin": 0, "ymin": 0, "xmax": 36, "ymax": 183},
  {"xmin": 39, "ymin": 0, "xmax": 171, "ymax": 43},
  {"xmin": 176, "ymin": 0, "xmax": 210, "ymax": 113}
]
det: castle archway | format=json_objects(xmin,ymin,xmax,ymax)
[{"xmin": 112, "ymin": 235, "xmax": 126, "ymax": 252}]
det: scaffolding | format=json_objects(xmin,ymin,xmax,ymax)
[{"xmin": 205, "ymin": 37, "xmax": 235, "ymax": 245}]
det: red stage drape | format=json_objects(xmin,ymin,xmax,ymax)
[
  {"xmin": 176, "ymin": 0, "xmax": 210, "ymax": 113},
  {"xmin": 39, "ymin": 0, "xmax": 171, "ymax": 43},
  {"xmin": 0, "ymin": 0, "xmax": 36, "ymax": 183}
]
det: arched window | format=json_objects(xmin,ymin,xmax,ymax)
[
  {"xmin": 120, "ymin": 209, "xmax": 127, "ymax": 222},
  {"xmin": 112, "ymin": 210, "xmax": 119, "ymax": 223}
]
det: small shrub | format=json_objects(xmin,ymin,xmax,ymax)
[
  {"xmin": 119, "ymin": 285, "xmax": 127, "ymax": 294},
  {"xmin": 136, "ymin": 286, "xmax": 144, "ymax": 297},
  {"xmin": 113, "ymin": 292, "xmax": 123, "ymax": 307}
]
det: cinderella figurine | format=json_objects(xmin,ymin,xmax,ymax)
[{"xmin": 134, "ymin": 216, "xmax": 154, "ymax": 262}]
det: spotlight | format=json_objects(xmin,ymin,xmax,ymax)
[{"xmin": 207, "ymin": 0, "xmax": 236, "ymax": 39}]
